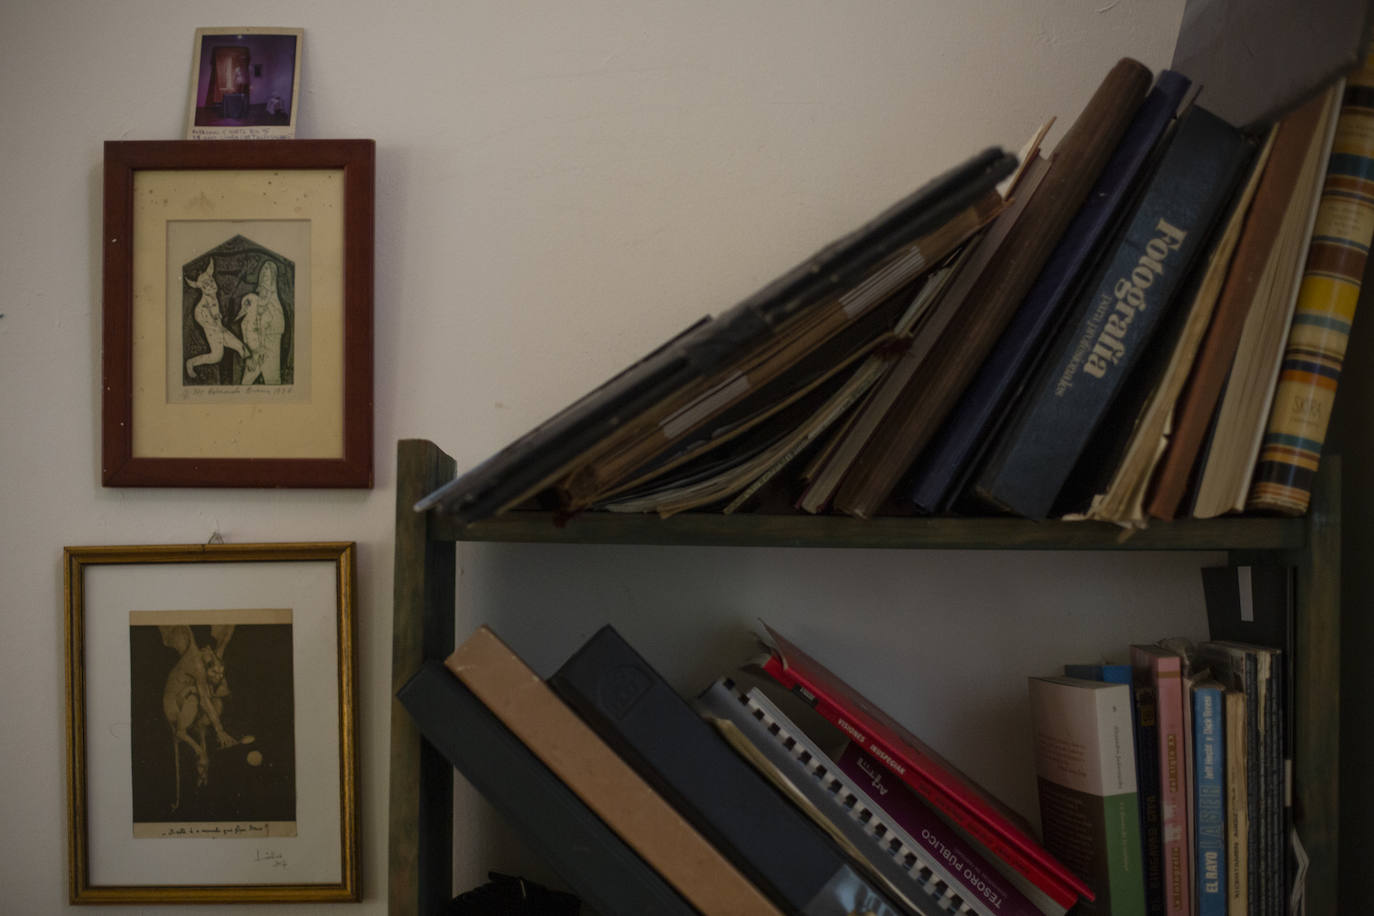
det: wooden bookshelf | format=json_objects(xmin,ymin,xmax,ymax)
[{"xmin": 388, "ymin": 437, "xmax": 1341, "ymax": 916}]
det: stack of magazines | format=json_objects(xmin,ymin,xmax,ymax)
[{"xmin": 419, "ymin": 49, "xmax": 1374, "ymax": 529}]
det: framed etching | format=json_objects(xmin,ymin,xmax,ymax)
[
  {"xmin": 64, "ymin": 542, "xmax": 359, "ymax": 904},
  {"xmin": 102, "ymin": 140, "xmax": 374, "ymax": 488}
]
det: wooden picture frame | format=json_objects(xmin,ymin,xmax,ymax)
[
  {"xmin": 64, "ymin": 542, "xmax": 360, "ymax": 904},
  {"xmin": 102, "ymin": 140, "xmax": 374, "ymax": 488}
]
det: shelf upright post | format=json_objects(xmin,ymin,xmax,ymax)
[
  {"xmin": 389, "ymin": 439, "xmax": 458, "ymax": 916},
  {"xmin": 1292, "ymin": 455, "xmax": 1340, "ymax": 915}
]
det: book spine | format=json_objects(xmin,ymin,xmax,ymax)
[
  {"xmin": 1064, "ymin": 663, "xmax": 1134, "ymax": 685},
  {"xmin": 1192, "ymin": 685, "xmax": 1227, "ymax": 916},
  {"xmin": 1066, "ymin": 663, "xmax": 1160, "ymax": 915},
  {"xmin": 1222, "ymin": 690, "xmax": 1248, "ymax": 916},
  {"xmin": 763, "ymin": 654, "xmax": 1084, "ymax": 910},
  {"xmin": 1132, "ymin": 679, "xmax": 1167, "ymax": 916},
  {"xmin": 1259, "ymin": 653, "xmax": 1281, "ymax": 916},
  {"xmin": 1132, "ymin": 651, "xmax": 1191, "ymax": 916},
  {"xmin": 974, "ymin": 107, "xmax": 1253, "ymax": 519},
  {"xmin": 1027, "ymin": 678, "xmax": 1147, "ymax": 916},
  {"xmin": 907, "ymin": 70, "xmax": 1191, "ymax": 514},
  {"xmin": 1238, "ymin": 652, "xmax": 1263, "ymax": 915},
  {"xmin": 551, "ymin": 626, "xmax": 908, "ymax": 916},
  {"xmin": 836, "ymin": 745, "xmax": 1051, "ymax": 916},
  {"xmin": 1247, "ymin": 64, "xmax": 1374, "ymax": 514}
]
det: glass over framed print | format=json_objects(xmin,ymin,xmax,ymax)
[
  {"xmin": 102, "ymin": 140, "xmax": 374, "ymax": 488},
  {"xmin": 64, "ymin": 542, "xmax": 360, "ymax": 904}
]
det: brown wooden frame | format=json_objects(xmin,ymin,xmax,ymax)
[
  {"xmin": 102, "ymin": 139, "xmax": 374, "ymax": 488},
  {"xmin": 65, "ymin": 541, "xmax": 361, "ymax": 904}
]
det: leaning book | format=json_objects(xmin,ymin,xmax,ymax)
[
  {"xmin": 759, "ymin": 622, "xmax": 1094, "ymax": 912},
  {"xmin": 695, "ymin": 676, "xmax": 971, "ymax": 916}
]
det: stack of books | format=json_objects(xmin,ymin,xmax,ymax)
[
  {"xmin": 396, "ymin": 559, "xmax": 1295, "ymax": 916},
  {"xmin": 1028, "ymin": 562, "xmax": 1296, "ymax": 916},
  {"xmin": 417, "ymin": 47, "xmax": 1374, "ymax": 530},
  {"xmin": 399, "ymin": 620, "xmax": 1099, "ymax": 916}
]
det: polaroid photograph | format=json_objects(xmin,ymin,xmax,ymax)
[{"xmin": 186, "ymin": 28, "xmax": 303, "ymax": 139}]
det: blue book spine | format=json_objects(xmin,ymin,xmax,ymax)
[
  {"xmin": 1064, "ymin": 663, "xmax": 1134, "ymax": 685},
  {"xmin": 1193, "ymin": 682, "xmax": 1227, "ymax": 916},
  {"xmin": 907, "ymin": 71, "xmax": 1191, "ymax": 513},
  {"xmin": 974, "ymin": 106, "xmax": 1254, "ymax": 519}
]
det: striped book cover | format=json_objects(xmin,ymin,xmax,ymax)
[{"xmin": 1247, "ymin": 48, "xmax": 1374, "ymax": 514}]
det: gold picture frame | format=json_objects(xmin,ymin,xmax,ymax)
[
  {"xmin": 102, "ymin": 140, "xmax": 374, "ymax": 488},
  {"xmin": 63, "ymin": 542, "xmax": 359, "ymax": 904}
]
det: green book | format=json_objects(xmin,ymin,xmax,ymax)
[{"xmin": 1029, "ymin": 675, "xmax": 1147, "ymax": 916}]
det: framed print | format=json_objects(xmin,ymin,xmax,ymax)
[
  {"xmin": 64, "ymin": 542, "xmax": 360, "ymax": 904},
  {"xmin": 102, "ymin": 140, "xmax": 374, "ymax": 487},
  {"xmin": 186, "ymin": 27, "xmax": 304, "ymax": 139}
]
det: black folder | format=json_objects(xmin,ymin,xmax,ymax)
[
  {"xmin": 396, "ymin": 662, "xmax": 697, "ymax": 916},
  {"xmin": 550, "ymin": 625, "xmax": 919, "ymax": 916}
]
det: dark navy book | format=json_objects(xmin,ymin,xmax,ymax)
[
  {"xmin": 396, "ymin": 662, "xmax": 698, "ymax": 916},
  {"xmin": 550, "ymin": 625, "xmax": 920, "ymax": 916},
  {"xmin": 974, "ymin": 106, "xmax": 1255, "ymax": 519},
  {"xmin": 908, "ymin": 70, "xmax": 1192, "ymax": 514}
]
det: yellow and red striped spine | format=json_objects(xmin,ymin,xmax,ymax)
[{"xmin": 1248, "ymin": 50, "xmax": 1374, "ymax": 514}]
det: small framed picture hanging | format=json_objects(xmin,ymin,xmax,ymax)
[
  {"xmin": 63, "ymin": 542, "xmax": 360, "ymax": 904},
  {"xmin": 186, "ymin": 27, "xmax": 304, "ymax": 140},
  {"xmin": 101, "ymin": 139, "xmax": 374, "ymax": 488}
]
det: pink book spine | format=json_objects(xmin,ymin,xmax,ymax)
[{"xmin": 1134, "ymin": 648, "xmax": 1192, "ymax": 916}]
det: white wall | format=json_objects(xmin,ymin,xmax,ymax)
[{"xmin": 0, "ymin": 2, "xmax": 1233, "ymax": 913}]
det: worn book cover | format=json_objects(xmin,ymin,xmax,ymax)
[
  {"xmin": 1248, "ymin": 50, "xmax": 1374, "ymax": 515},
  {"xmin": 975, "ymin": 106, "xmax": 1255, "ymax": 519},
  {"xmin": 908, "ymin": 69, "xmax": 1192, "ymax": 515},
  {"xmin": 1146, "ymin": 92, "xmax": 1334, "ymax": 520},
  {"xmin": 830, "ymin": 58, "xmax": 1154, "ymax": 519},
  {"xmin": 415, "ymin": 146, "xmax": 1016, "ymax": 523}
]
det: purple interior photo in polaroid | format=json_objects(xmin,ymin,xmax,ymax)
[{"xmin": 192, "ymin": 32, "xmax": 298, "ymax": 127}]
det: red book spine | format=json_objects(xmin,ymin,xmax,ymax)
[{"xmin": 763, "ymin": 653, "xmax": 1087, "ymax": 910}]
